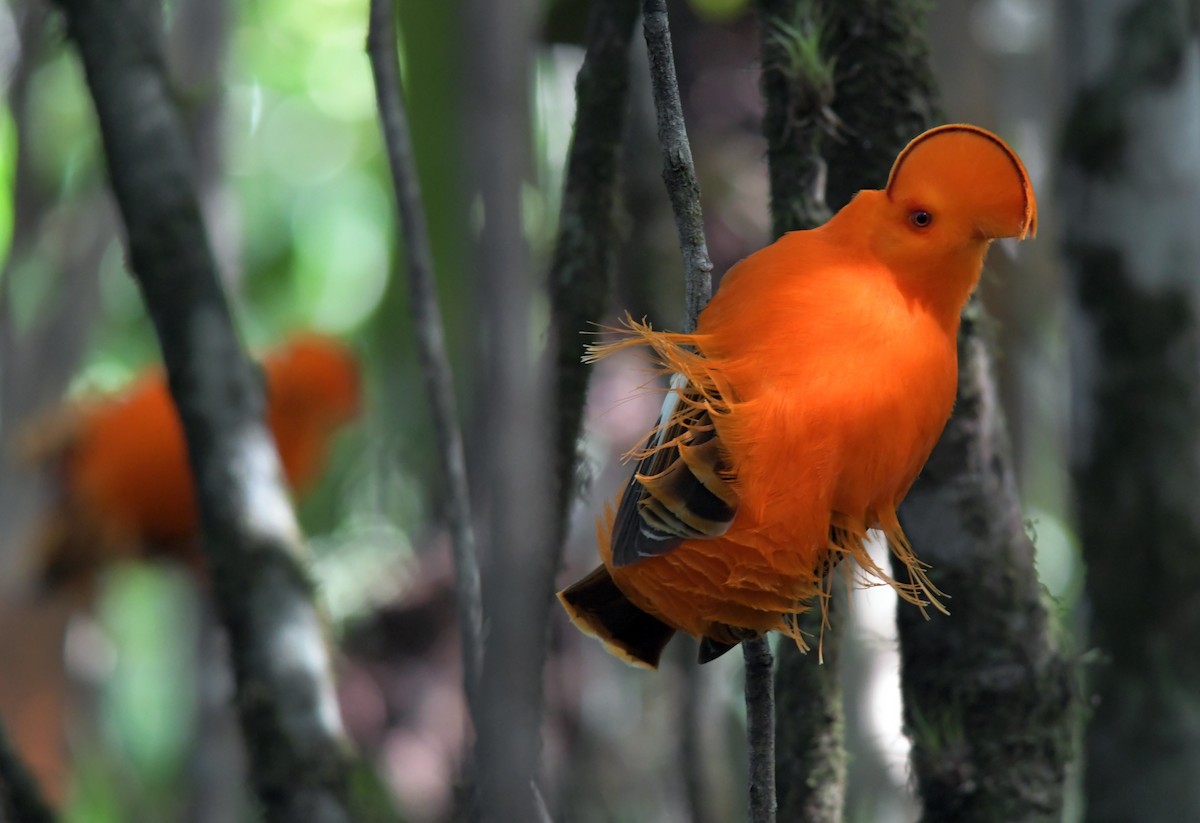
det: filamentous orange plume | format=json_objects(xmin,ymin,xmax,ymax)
[
  {"xmin": 558, "ymin": 125, "xmax": 1037, "ymax": 669},
  {"xmin": 26, "ymin": 334, "xmax": 361, "ymax": 588}
]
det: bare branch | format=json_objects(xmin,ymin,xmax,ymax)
[
  {"xmin": 640, "ymin": 1, "xmax": 774, "ymax": 818},
  {"xmin": 366, "ymin": 0, "xmax": 484, "ymax": 722},
  {"xmin": 640, "ymin": 0, "xmax": 713, "ymax": 332},
  {"xmin": 744, "ymin": 637, "xmax": 778, "ymax": 823},
  {"xmin": 49, "ymin": 3, "xmax": 373, "ymax": 820}
]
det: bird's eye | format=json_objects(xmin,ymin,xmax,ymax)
[{"xmin": 909, "ymin": 209, "xmax": 933, "ymax": 229}]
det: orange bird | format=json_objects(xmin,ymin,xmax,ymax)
[
  {"xmin": 27, "ymin": 334, "xmax": 361, "ymax": 588},
  {"xmin": 559, "ymin": 125, "xmax": 1037, "ymax": 668}
]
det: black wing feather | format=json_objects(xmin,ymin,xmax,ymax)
[{"xmin": 611, "ymin": 373, "xmax": 738, "ymax": 566}]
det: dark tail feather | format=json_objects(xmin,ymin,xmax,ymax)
[
  {"xmin": 558, "ymin": 564, "xmax": 676, "ymax": 669},
  {"xmin": 697, "ymin": 636, "xmax": 739, "ymax": 664}
]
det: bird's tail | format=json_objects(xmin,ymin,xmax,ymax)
[{"xmin": 557, "ymin": 564, "xmax": 676, "ymax": 670}]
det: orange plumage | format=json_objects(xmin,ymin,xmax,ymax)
[
  {"xmin": 559, "ymin": 125, "xmax": 1037, "ymax": 668},
  {"xmin": 27, "ymin": 333, "xmax": 361, "ymax": 587}
]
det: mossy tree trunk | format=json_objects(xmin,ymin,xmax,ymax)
[
  {"xmin": 898, "ymin": 302, "xmax": 1075, "ymax": 821},
  {"xmin": 1059, "ymin": 1, "xmax": 1200, "ymax": 820},
  {"xmin": 758, "ymin": 1, "xmax": 944, "ymax": 820},
  {"xmin": 886, "ymin": 13, "xmax": 1076, "ymax": 823},
  {"xmin": 757, "ymin": 1, "xmax": 1076, "ymax": 820}
]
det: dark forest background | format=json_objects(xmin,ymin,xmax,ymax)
[{"xmin": 0, "ymin": 0, "xmax": 1196, "ymax": 821}]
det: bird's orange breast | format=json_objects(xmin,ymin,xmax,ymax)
[
  {"xmin": 69, "ymin": 378, "xmax": 199, "ymax": 545},
  {"xmin": 605, "ymin": 231, "xmax": 958, "ymax": 640}
]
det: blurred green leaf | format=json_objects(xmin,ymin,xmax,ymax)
[
  {"xmin": 98, "ymin": 565, "xmax": 198, "ymax": 789},
  {"xmin": 688, "ymin": 0, "xmax": 750, "ymax": 23},
  {"xmin": 0, "ymin": 105, "xmax": 15, "ymax": 265}
]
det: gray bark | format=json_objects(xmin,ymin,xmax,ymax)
[
  {"xmin": 1059, "ymin": 1, "xmax": 1200, "ymax": 820},
  {"xmin": 48, "ymin": 2, "xmax": 377, "ymax": 819},
  {"xmin": 898, "ymin": 303, "xmax": 1075, "ymax": 822},
  {"xmin": 462, "ymin": 0, "xmax": 554, "ymax": 820},
  {"xmin": 743, "ymin": 636, "xmax": 777, "ymax": 823},
  {"xmin": 641, "ymin": 0, "xmax": 715, "ymax": 334},
  {"xmin": 773, "ymin": 608, "xmax": 845, "ymax": 823}
]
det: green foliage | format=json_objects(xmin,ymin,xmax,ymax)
[
  {"xmin": 689, "ymin": 0, "xmax": 751, "ymax": 23},
  {"xmin": 229, "ymin": 0, "xmax": 393, "ymax": 340},
  {"xmin": 0, "ymin": 108, "xmax": 15, "ymax": 265},
  {"xmin": 765, "ymin": 9, "xmax": 835, "ymax": 111},
  {"xmin": 24, "ymin": 50, "xmax": 102, "ymax": 198},
  {"xmin": 61, "ymin": 567, "xmax": 202, "ymax": 821},
  {"xmin": 100, "ymin": 567, "xmax": 198, "ymax": 784}
]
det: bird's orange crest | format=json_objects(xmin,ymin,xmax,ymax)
[{"xmin": 886, "ymin": 124, "xmax": 1037, "ymax": 240}]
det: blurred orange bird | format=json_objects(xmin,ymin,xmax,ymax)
[
  {"xmin": 559, "ymin": 125, "xmax": 1037, "ymax": 668},
  {"xmin": 28, "ymin": 334, "xmax": 361, "ymax": 588}
]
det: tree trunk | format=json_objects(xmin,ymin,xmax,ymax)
[
  {"xmin": 1059, "ymin": 1, "xmax": 1200, "ymax": 820},
  {"xmin": 799, "ymin": 1, "xmax": 1077, "ymax": 820},
  {"xmin": 50, "ymin": 3, "xmax": 379, "ymax": 819},
  {"xmin": 898, "ymin": 302, "xmax": 1075, "ymax": 822},
  {"xmin": 759, "ymin": 2, "xmax": 941, "ymax": 819},
  {"xmin": 462, "ymin": 0, "xmax": 555, "ymax": 819}
]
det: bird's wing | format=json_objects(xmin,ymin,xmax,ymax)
[{"xmin": 611, "ymin": 372, "xmax": 738, "ymax": 567}]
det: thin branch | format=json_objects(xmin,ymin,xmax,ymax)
[
  {"xmin": 744, "ymin": 637, "xmax": 778, "ymax": 823},
  {"xmin": 640, "ymin": 1, "xmax": 774, "ymax": 818},
  {"xmin": 549, "ymin": 0, "xmax": 641, "ymax": 545},
  {"xmin": 49, "ymin": 3, "xmax": 376, "ymax": 820},
  {"xmin": 366, "ymin": 0, "xmax": 484, "ymax": 722},
  {"xmin": 0, "ymin": 718, "xmax": 56, "ymax": 823},
  {"xmin": 640, "ymin": 0, "xmax": 713, "ymax": 333}
]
